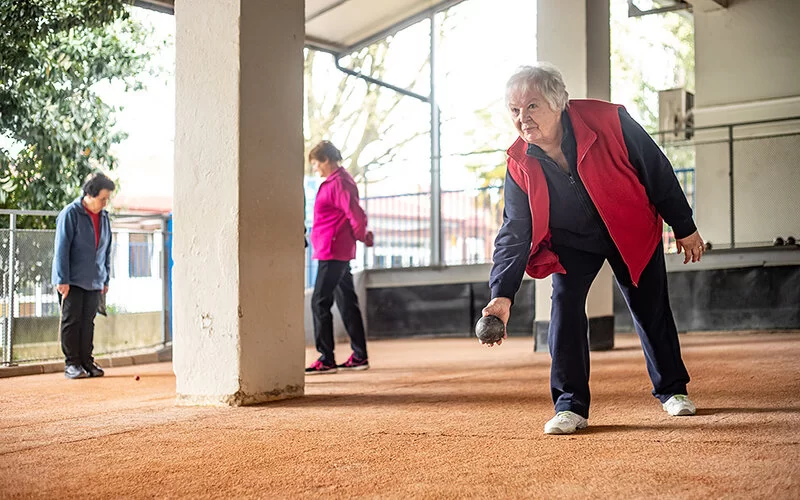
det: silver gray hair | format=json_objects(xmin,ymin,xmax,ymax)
[{"xmin": 505, "ymin": 63, "xmax": 570, "ymax": 112}]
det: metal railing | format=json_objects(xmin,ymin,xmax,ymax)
[
  {"xmin": 656, "ymin": 115, "xmax": 800, "ymax": 250},
  {"xmin": 363, "ymin": 187, "xmax": 504, "ymax": 269},
  {"xmin": 303, "ymin": 186, "xmax": 504, "ymax": 287},
  {"xmin": 1, "ymin": 210, "xmax": 171, "ymax": 366}
]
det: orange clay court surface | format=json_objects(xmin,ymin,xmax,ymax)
[{"xmin": 1, "ymin": 331, "xmax": 799, "ymax": 499}]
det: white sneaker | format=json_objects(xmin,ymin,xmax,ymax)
[
  {"xmin": 662, "ymin": 395, "xmax": 697, "ymax": 416},
  {"xmin": 544, "ymin": 411, "xmax": 588, "ymax": 435}
]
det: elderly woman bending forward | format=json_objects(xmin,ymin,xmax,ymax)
[{"xmin": 482, "ymin": 64, "xmax": 705, "ymax": 435}]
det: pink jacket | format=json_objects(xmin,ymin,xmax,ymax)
[{"xmin": 311, "ymin": 167, "xmax": 368, "ymax": 261}]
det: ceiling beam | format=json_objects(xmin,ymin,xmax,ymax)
[
  {"xmin": 342, "ymin": 0, "xmax": 466, "ymax": 56},
  {"xmin": 132, "ymin": 0, "xmax": 174, "ymax": 15},
  {"xmin": 130, "ymin": 0, "xmax": 468, "ymax": 57},
  {"xmin": 688, "ymin": 0, "xmax": 729, "ymax": 12},
  {"xmin": 627, "ymin": 0, "xmax": 691, "ymax": 18}
]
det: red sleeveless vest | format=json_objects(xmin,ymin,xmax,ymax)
[{"xmin": 505, "ymin": 99, "xmax": 663, "ymax": 286}]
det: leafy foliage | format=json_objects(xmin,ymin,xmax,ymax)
[{"xmin": 0, "ymin": 0, "xmax": 158, "ymax": 227}]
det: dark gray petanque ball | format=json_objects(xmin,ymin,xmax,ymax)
[{"xmin": 476, "ymin": 315, "xmax": 505, "ymax": 343}]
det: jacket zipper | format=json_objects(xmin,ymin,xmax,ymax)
[{"xmin": 566, "ymin": 172, "xmax": 597, "ymax": 221}]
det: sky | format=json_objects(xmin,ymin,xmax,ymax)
[{"xmin": 93, "ymin": 7, "xmax": 176, "ymax": 210}]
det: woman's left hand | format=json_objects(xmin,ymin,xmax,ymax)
[{"xmin": 676, "ymin": 231, "xmax": 705, "ymax": 264}]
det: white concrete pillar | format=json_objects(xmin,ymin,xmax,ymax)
[
  {"xmin": 173, "ymin": 0, "xmax": 305, "ymax": 406},
  {"xmin": 534, "ymin": 0, "xmax": 614, "ymax": 352},
  {"xmin": 536, "ymin": 0, "xmax": 610, "ymax": 100}
]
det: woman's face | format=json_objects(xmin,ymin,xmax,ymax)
[
  {"xmin": 507, "ymin": 85, "xmax": 562, "ymax": 146},
  {"xmin": 311, "ymin": 158, "xmax": 336, "ymax": 177},
  {"xmin": 84, "ymin": 189, "xmax": 112, "ymax": 214}
]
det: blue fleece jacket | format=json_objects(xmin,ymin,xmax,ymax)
[{"xmin": 51, "ymin": 198, "xmax": 112, "ymax": 291}]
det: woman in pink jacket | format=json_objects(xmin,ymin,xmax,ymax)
[{"xmin": 306, "ymin": 141, "xmax": 373, "ymax": 374}]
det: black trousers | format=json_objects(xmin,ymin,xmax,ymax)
[
  {"xmin": 60, "ymin": 286, "xmax": 101, "ymax": 367},
  {"xmin": 311, "ymin": 260, "xmax": 368, "ymax": 365},
  {"xmin": 549, "ymin": 242, "xmax": 690, "ymax": 418}
]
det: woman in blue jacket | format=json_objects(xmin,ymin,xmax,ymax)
[{"xmin": 52, "ymin": 173, "xmax": 116, "ymax": 379}]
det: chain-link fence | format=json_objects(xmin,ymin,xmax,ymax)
[{"xmin": 1, "ymin": 211, "xmax": 170, "ymax": 365}]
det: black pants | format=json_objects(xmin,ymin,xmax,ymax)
[
  {"xmin": 549, "ymin": 242, "xmax": 690, "ymax": 418},
  {"xmin": 311, "ymin": 260, "xmax": 368, "ymax": 365},
  {"xmin": 60, "ymin": 286, "xmax": 101, "ymax": 367}
]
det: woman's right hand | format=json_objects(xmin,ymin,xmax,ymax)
[
  {"xmin": 481, "ymin": 297, "xmax": 511, "ymax": 345},
  {"xmin": 56, "ymin": 284, "xmax": 70, "ymax": 298}
]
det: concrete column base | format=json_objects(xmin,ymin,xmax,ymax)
[
  {"xmin": 534, "ymin": 315, "xmax": 615, "ymax": 353},
  {"xmin": 534, "ymin": 320, "xmax": 550, "ymax": 353},
  {"xmin": 588, "ymin": 315, "xmax": 615, "ymax": 351},
  {"xmin": 176, "ymin": 384, "xmax": 303, "ymax": 407}
]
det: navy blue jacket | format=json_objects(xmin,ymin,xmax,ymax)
[
  {"xmin": 52, "ymin": 198, "xmax": 112, "ymax": 291},
  {"xmin": 490, "ymin": 108, "xmax": 696, "ymax": 301}
]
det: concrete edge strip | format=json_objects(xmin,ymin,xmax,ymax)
[{"xmin": 0, "ymin": 347, "xmax": 173, "ymax": 379}]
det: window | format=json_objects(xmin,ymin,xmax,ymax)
[{"xmin": 129, "ymin": 233, "xmax": 153, "ymax": 278}]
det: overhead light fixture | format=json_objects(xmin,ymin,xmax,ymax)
[{"xmin": 627, "ymin": 0, "xmax": 691, "ymax": 17}]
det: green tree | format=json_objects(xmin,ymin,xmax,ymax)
[{"xmin": 0, "ymin": 0, "xmax": 161, "ymax": 227}]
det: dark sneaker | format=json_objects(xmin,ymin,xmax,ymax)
[
  {"xmin": 65, "ymin": 364, "xmax": 89, "ymax": 379},
  {"xmin": 305, "ymin": 359, "xmax": 338, "ymax": 375},
  {"xmin": 337, "ymin": 354, "xmax": 369, "ymax": 371},
  {"xmin": 83, "ymin": 362, "xmax": 105, "ymax": 377}
]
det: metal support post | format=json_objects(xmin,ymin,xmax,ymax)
[
  {"xmin": 363, "ymin": 169, "xmax": 369, "ymax": 270},
  {"xmin": 5, "ymin": 214, "xmax": 16, "ymax": 365},
  {"xmin": 161, "ymin": 217, "xmax": 170, "ymax": 345},
  {"xmin": 728, "ymin": 125, "xmax": 735, "ymax": 248},
  {"xmin": 429, "ymin": 12, "xmax": 442, "ymax": 267}
]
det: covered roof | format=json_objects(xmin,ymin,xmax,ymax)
[{"xmin": 134, "ymin": 0, "xmax": 465, "ymax": 55}]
